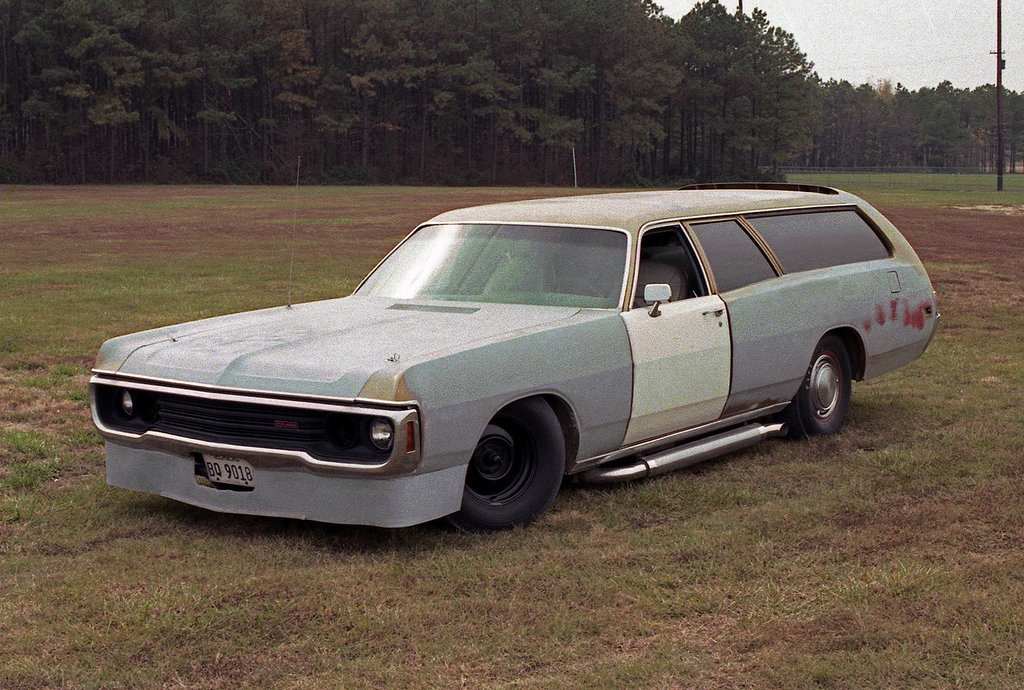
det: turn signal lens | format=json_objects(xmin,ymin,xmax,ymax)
[
  {"xmin": 406, "ymin": 421, "xmax": 416, "ymax": 453},
  {"xmin": 368, "ymin": 418, "xmax": 394, "ymax": 452}
]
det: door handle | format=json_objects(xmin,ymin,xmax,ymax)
[{"xmin": 702, "ymin": 309, "xmax": 724, "ymax": 317}]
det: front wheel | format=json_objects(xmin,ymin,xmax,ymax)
[
  {"xmin": 447, "ymin": 398, "xmax": 565, "ymax": 533},
  {"xmin": 781, "ymin": 334, "xmax": 852, "ymax": 439}
]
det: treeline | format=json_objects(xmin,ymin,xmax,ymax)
[
  {"xmin": 0, "ymin": 0, "xmax": 1019, "ymax": 185},
  {"xmin": 801, "ymin": 79, "xmax": 1024, "ymax": 172}
]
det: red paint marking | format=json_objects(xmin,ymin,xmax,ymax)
[
  {"xmin": 863, "ymin": 319, "xmax": 872, "ymax": 333},
  {"xmin": 902, "ymin": 302, "xmax": 914, "ymax": 328},
  {"xmin": 890, "ymin": 299, "xmax": 899, "ymax": 321},
  {"xmin": 874, "ymin": 304, "xmax": 886, "ymax": 326},
  {"xmin": 902, "ymin": 299, "xmax": 933, "ymax": 331}
]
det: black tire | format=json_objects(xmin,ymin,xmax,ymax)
[
  {"xmin": 447, "ymin": 398, "xmax": 565, "ymax": 533},
  {"xmin": 780, "ymin": 334, "xmax": 852, "ymax": 439}
]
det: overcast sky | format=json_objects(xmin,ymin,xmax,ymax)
[{"xmin": 658, "ymin": 0, "xmax": 1023, "ymax": 92}]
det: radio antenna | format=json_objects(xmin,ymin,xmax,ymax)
[{"xmin": 287, "ymin": 155, "xmax": 301, "ymax": 308}]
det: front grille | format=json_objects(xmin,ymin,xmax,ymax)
[
  {"xmin": 94, "ymin": 384, "xmax": 387, "ymax": 462},
  {"xmin": 157, "ymin": 394, "xmax": 329, "ymax": 450}
]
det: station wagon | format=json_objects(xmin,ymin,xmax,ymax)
[{"xmin": 90, "ymin": 183, "xmax": 938, "ymax": 531}]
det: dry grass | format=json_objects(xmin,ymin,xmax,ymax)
[{"xmin": 1, "ymin": 183, "xmax": 1022, "ymax": 688}]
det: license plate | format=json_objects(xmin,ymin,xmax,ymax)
[{"xmin": 203, "ymin": 456, "xmax": 255, "ymax": 488}]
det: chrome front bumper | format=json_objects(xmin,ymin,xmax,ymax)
[{"xmin": 104, "ymin": 441, "xmax": 465, "ymax": 528}]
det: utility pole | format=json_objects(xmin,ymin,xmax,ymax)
[
  {"xmin": 738, "ymin": 0, "xmax": 743, "ymax": 12},
  {"xmin": 995, "ymin": 0, "xmax": 1005, "ymax": 191}
]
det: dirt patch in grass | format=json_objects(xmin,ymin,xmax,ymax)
[
  {"xmin": 881, "ymin": 205, "xmax": 1024, "ymax": 312},
  {"xmin": 881, "ymin": 205, "xmax": 1023, "ymax": 272},
  {"xmin": 951, "ymin": 203, "xmax": 1024, "ymax": 214}
]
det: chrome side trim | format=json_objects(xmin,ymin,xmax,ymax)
[
  {"xmin": 568, "ymin": 403, "xmax": 789, "ymax": 474},
  {"xmin": 90, "ymin": 374, "xmax": 421, "ymax": 476},
  {"xmin": 582, "ymin": 422, "xmax": 787, "ymax": 484}
]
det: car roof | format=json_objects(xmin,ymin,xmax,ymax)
[{"xmin": 424, "ymin": 188, "xmax": 865, "ymax": 236}]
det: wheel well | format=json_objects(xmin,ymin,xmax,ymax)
[
  {"xmin": 826, "ymin": 327, "xmax": 866, "ymax": 380},
  {"xmin": 495, "ymin": 394, "xmax": 579, "ymax": 474}
]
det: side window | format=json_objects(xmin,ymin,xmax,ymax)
[
  {"xmin": 633, "ymin": 227, "xmax": 708, "ymax": 307},
  {"xmin": 689, "ymin": 219, "xmax": 777, "ymax": 293},
  {"xmin": 746, "ymin": 209, "xmax": 891, "ymax": 274}
]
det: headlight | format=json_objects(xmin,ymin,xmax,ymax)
[
  {"xmin": 120, "ymin": 389, "xmax": 135, "ymax": 417},
  {"xmin": 325, "ymin": 413, "xmax": 358, "ymax": 449},
  {"xmin": 368, "ymin": 418, "xmax": 394, "ymax": 451}
]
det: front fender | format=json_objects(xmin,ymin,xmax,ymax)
[{"xmin": 401, "ymin": 312, "xmax": 633, "ymax": 473}]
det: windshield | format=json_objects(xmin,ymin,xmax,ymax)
[{"xmin": 357, "ymin": 223, "xmax": 628, "ymax": 309}]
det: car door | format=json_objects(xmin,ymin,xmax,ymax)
[
  {"xmin": 686, "ymin": 218, "xmax": 801, "ymax": 417},
  {"xmin": 619, "ymin": 225, "xmax": 731, "ymax": 446}
]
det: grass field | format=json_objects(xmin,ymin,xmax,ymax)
[{"xmin": 2, "ymin": 178, "xmax": 1023, "ymax": 687}]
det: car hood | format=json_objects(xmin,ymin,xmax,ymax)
[{"xmin": 104, "ymin": 296, "xmax": 583, "ymax": 398}]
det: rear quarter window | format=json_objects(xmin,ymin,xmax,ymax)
[{"xmin": 745, "ymin": 209, "xmax": 891, "ymax": 274}]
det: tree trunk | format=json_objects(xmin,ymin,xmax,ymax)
[
  {"xmin": 419, "ymin": 91, "xmax": 428, "ymax": 182},
  {"xmin": 662, "ymin": 101, "xmax": 671, "ymax": 177},
  {"xmin": 491, "ymin": 116, "xmax": 498, "ymax": 184},
  {"xmin": 678, "ymin": 108, "xmax": 685, "ymax": 174},
  {"xmin": 466, "ymin": 94, "xmax": 473, "ymax": 174},
  {"xmin": 360, "ymin": 96, "xmax": 369, "ymax": 169},
  {"xmin": 595, "ymin": 59, "xmax": 605, "ymax": 185}
]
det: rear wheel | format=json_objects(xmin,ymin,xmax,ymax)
[
  {"xmin": 781, "ymin": 334, "xmax": 852, "ymax": 439},
  {"xmin": 447, "ymin": 398, "xmax": 565, "ymax": 532}
]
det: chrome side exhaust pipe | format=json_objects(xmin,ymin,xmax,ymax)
[{"xmin": 582, "ymin": 422, "xmax": 787, "ymax": 485}]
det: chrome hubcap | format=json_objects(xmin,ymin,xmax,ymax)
[{"xmin": 809, "ymin": 354, "xmax": 840, "ymax": 419}]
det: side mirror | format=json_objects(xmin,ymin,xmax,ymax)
[{"xmin": 643, "ymin": 283, "xmax": 671, "ymax": 317}]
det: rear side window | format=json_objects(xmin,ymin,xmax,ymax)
[
  {"xmin": 746, "ymin": 209, "xmax": 891, "ymax": 274},
  {"xmin": 689, "ymin": 220, "xmax": 777, "ymax": 293}
]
